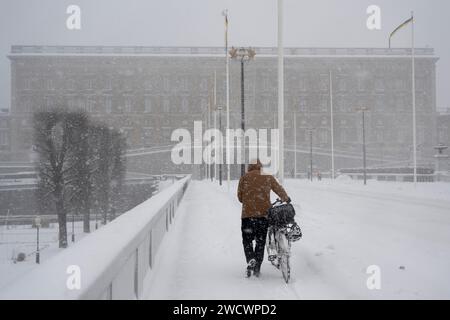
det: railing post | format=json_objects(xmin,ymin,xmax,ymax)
[
  {"xmin": 149, "ymin": 230, "xmax": 153, "ymax": 268},
  {"xmin": 134, "ymin": 248, "xmax": 139, "ymax": 299},
  {"xmin": 166, "ymin": 209, "xmax": 169, "ymax": 231}
]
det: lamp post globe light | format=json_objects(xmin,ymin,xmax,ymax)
[{"xmin": 229, "ymin": 47, "xmax": 256, "ymax": 177}]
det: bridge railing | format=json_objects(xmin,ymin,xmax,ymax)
[{"xmin": 0, "ymin": 175, "xmax": 191, "ymax": 300}]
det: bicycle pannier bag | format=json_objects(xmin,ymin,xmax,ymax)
[{"xmin": 267, "ymin": 203, "xmax": 296, "ymax": 227}]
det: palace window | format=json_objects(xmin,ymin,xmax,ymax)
[
  {"xmin": 123, "ymin": 78, "xmax": 132, "ymax": 91},
  {"xmin": 319, "ymin": 74, "xmax": 328, "ymax": 92},
  {"xmin": 23, "ymin": 78, "xmax": 32, "ymax": 90},
  {"xmin": 46, "ymin": 79, "xmax": 55, "ymax": 91},
  {"xmin": 200, "ymin": 78, "xmax": 208, "ymax": 92},
  {"xmin": 0, "ymin": 131, "xmax": 8, "ymax": 146},
  {"xmin": 394, "ymin": 79, "xmax": 404, "ymax": 91},
  {"xmin": 163, "ymin": 77, "xmax": 170, "ymax": 91},
  {"xmin": 87, "ymin": 78, "xmax": 94, "ymax": 90},
  {"xmin": 105, "ymin": 78, "xmax": 112, "ymax": 90},
  {"xmin": 144, "ymin": 79, "xmax": 152, "ymax": 91},
  {"xmin": 263, "ymin": 99, "xmax": 270, "ymax": 113},
  {"xmin": 438, "ymin": 128, "xmax": 448, "ymax": 143},
  {"xmin": 181, "ymin": 77, "xmax": 189, "ymax": 91},
  {"xmin": 375, "ymin": 78, "xmax": 384, "ymax": 92},
  {"xmin": 145, "ymin": 97, "xmax": 152, "ymax": 113},
  {"xmin": 67, "ymin": 79, "xmax": 76, "ymax": 90},
  {"xmin": 357, "ymin": 77, "xmax": 367, "ymax": 92},
  {"xmin": 200, "ymin": 98, "xmax": 207, "ymax": 111},
  {"xmin": 181, "ymin": 98, "xmax": 189, "ymax": 113},
  {"xmin": 319, "ymin": 130, "xmax": 328, "ymax": 144},
  {"xmin": 105, "ymin": 97, "xmax": 112, "ymax": 113},
  {"xmin": 319, "ymin": 98, "xmax": 328, "ymax": 112},
  {"xmin": 375, "ymin": 97, "xmax": 385, "ymax": 111},
  {"xmin": 337, "ymin": 77, "xmax": 347, "ymax": 92},
  {"xmin": 163, "ymin": 99, "xmax": 170, "ymax": 113},
  {"xmin": 299, "ymin": 78, "xmax": 307, "ymax": 92},
  {"xmin": 263, "ymin": 78, "xmax": 271, "ymax": 91},
  {"xmin": 124, "ymin": 97, "xmax": 132, "ymax": 113},
  {"xmin": 78, "ymin": 98, "xmax": 86, "ymax": 111},
  {"xmin": 299, "ymin": 99, "xmax": 307, "ymax": 112},
  {"xmin": 87, "ymin": 99, "xmax": 95, "ymax": 113}
]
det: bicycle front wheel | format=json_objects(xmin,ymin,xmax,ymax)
[
  {"xmin": 277, "ymin": 233, "xmax": 291, "ymax": 283},
  {"xmin": 280, "ymin": 254, "xmax": 290, "ymax": 283}
]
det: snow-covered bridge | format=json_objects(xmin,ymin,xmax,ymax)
[{"xmin": 1, "ymin": 177, "xmax": 450, "ymax": 299}]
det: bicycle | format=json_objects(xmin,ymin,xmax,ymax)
[{"xmin": 266, "ymin": 199, "xmax": 302, "ymax": 284}]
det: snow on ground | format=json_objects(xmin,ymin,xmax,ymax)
[
  {"xmin": 145, "ymin": 179, "xmax": 450, "ymax": 300},
  {"xmin": 0, "ymin": 221, "xmax": 97, "ymax": 290}
]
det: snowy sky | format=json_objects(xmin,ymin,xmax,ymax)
[{"xmin": 0, "ymin": 0, "xmax": 449, "ymax": 111}]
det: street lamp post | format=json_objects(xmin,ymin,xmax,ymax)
[
  {"xmin": 218, "ymin": 105, "xmax": 223, "ymax": 186},
  {"xmin": 204, "ymin": 111, "xmax": 208, "ymax": 180},
  {"xmin": 307, "ymin": 128, "xmax": 315, "ymax": 182},
  {"xmin": 357, "ymin": 107, "xmax": 369, "ymax": 185},
  {"xmin": 310, "ymin": 130, "xmax": 313, "ymax": 182},
  {"xmin": 72, "ymin": 213, "xmax": 75, "ymax": 242},
  {"xmin": 230, "ymin": 47, "xmax": 256, "ymax": 177},
  {"xmin": 35, "ymin": 216, "xmax": 41, "ymax": 264},
  {"xmin": 389, "ymin": 12, "xmax": 417, "ymax": 185},
  {"xmin": 95, "ymin": 204, "xmax": 98, "ymax": 230},
  {"xmin": 278, "ymin": 0, "xmax": 285, "ymax": 184},
  {"xmin": 211, "ymin": 72, "xmax": 217, "ymax": 182},
  {"xmin": 294, "ymin": 112, "xmax": 297, "ymax": 179},
  {"xmin": 240, "ymin": 58, "xmax": 245, "ymax": 177},
  {"xmin": 222, "ymin": 9, "xmax": 230, "ymax": 190}
]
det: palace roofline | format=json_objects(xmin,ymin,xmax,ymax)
[{"xmin": 8, "ymin": 45, "xmax": 437, "ymax": 59}]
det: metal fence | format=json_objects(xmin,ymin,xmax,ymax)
[{"xmin": 0, "ymin": 175, "xmax": 191, "ymax": 300}]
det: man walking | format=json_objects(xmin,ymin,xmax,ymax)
[{"xmin": 237, "ymin": 159, "xmax": 290, "ymax": 277}]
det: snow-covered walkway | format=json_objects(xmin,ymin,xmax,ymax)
[{"xmin": 145, "ymin": 180, "xmax": 450, "ymax": 300}]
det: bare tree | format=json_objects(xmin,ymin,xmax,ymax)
[
  {"xmin": 66, "ymin": 112, "xmax": 91, "ymax": 233},
  {"xmin": 34, "ymin": 110, "xmax": 89, "ymax": 248}
]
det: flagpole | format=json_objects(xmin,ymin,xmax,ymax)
[
  {"xmin": 412, "ymin": 11, "xmax": 417, "ymax": 186},
  {"xmin": 208, "ymin": 81, "xmax": 212, "ymax": 181},
  {"xmin": 214, "ymin": 70, "xmax": 217, "ymax": 181},
  {"xmin": 278, "ymin": 0, "xmax": 285, "ymax": 184},
  {"xmin": 330, "ymin": 69, "xmax": 335, "ymax": 179},
  {"xmin": 294, "ymin": 112, "xmax": 297, "ymax": 179},
  {"xmin": 223, "ymin": 10, "xmax": 231, "ymax": 191}
]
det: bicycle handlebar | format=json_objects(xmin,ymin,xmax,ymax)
[
  {"xmin": 272, "ymin": 198, "xmax": 283, "ymax": 206},
  {"xmin": 271, "ymin": 198, "xmax": 292, "ymax": 206}
]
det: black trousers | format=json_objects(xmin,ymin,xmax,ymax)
[{"xmin": 241, "ymin": 217, "xmax": 268, "ymax": 271}]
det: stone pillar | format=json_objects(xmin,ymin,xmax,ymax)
[{"xmin": 434, "ymin": 144, "xmax": 449, "ymax": 181}]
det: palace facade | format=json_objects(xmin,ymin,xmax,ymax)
[{"xmin": 6, "ymin": 45, "xmax": 440, "ymax": 176}]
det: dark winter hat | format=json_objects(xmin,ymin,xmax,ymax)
[{"xmin": 248, "ymin": 159, "xmax": 262, "ymax": 172}]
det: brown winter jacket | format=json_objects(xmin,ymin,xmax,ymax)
[{"xmin": 237, "ymin": 166, "xmax": 289, "ymax": 219}]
